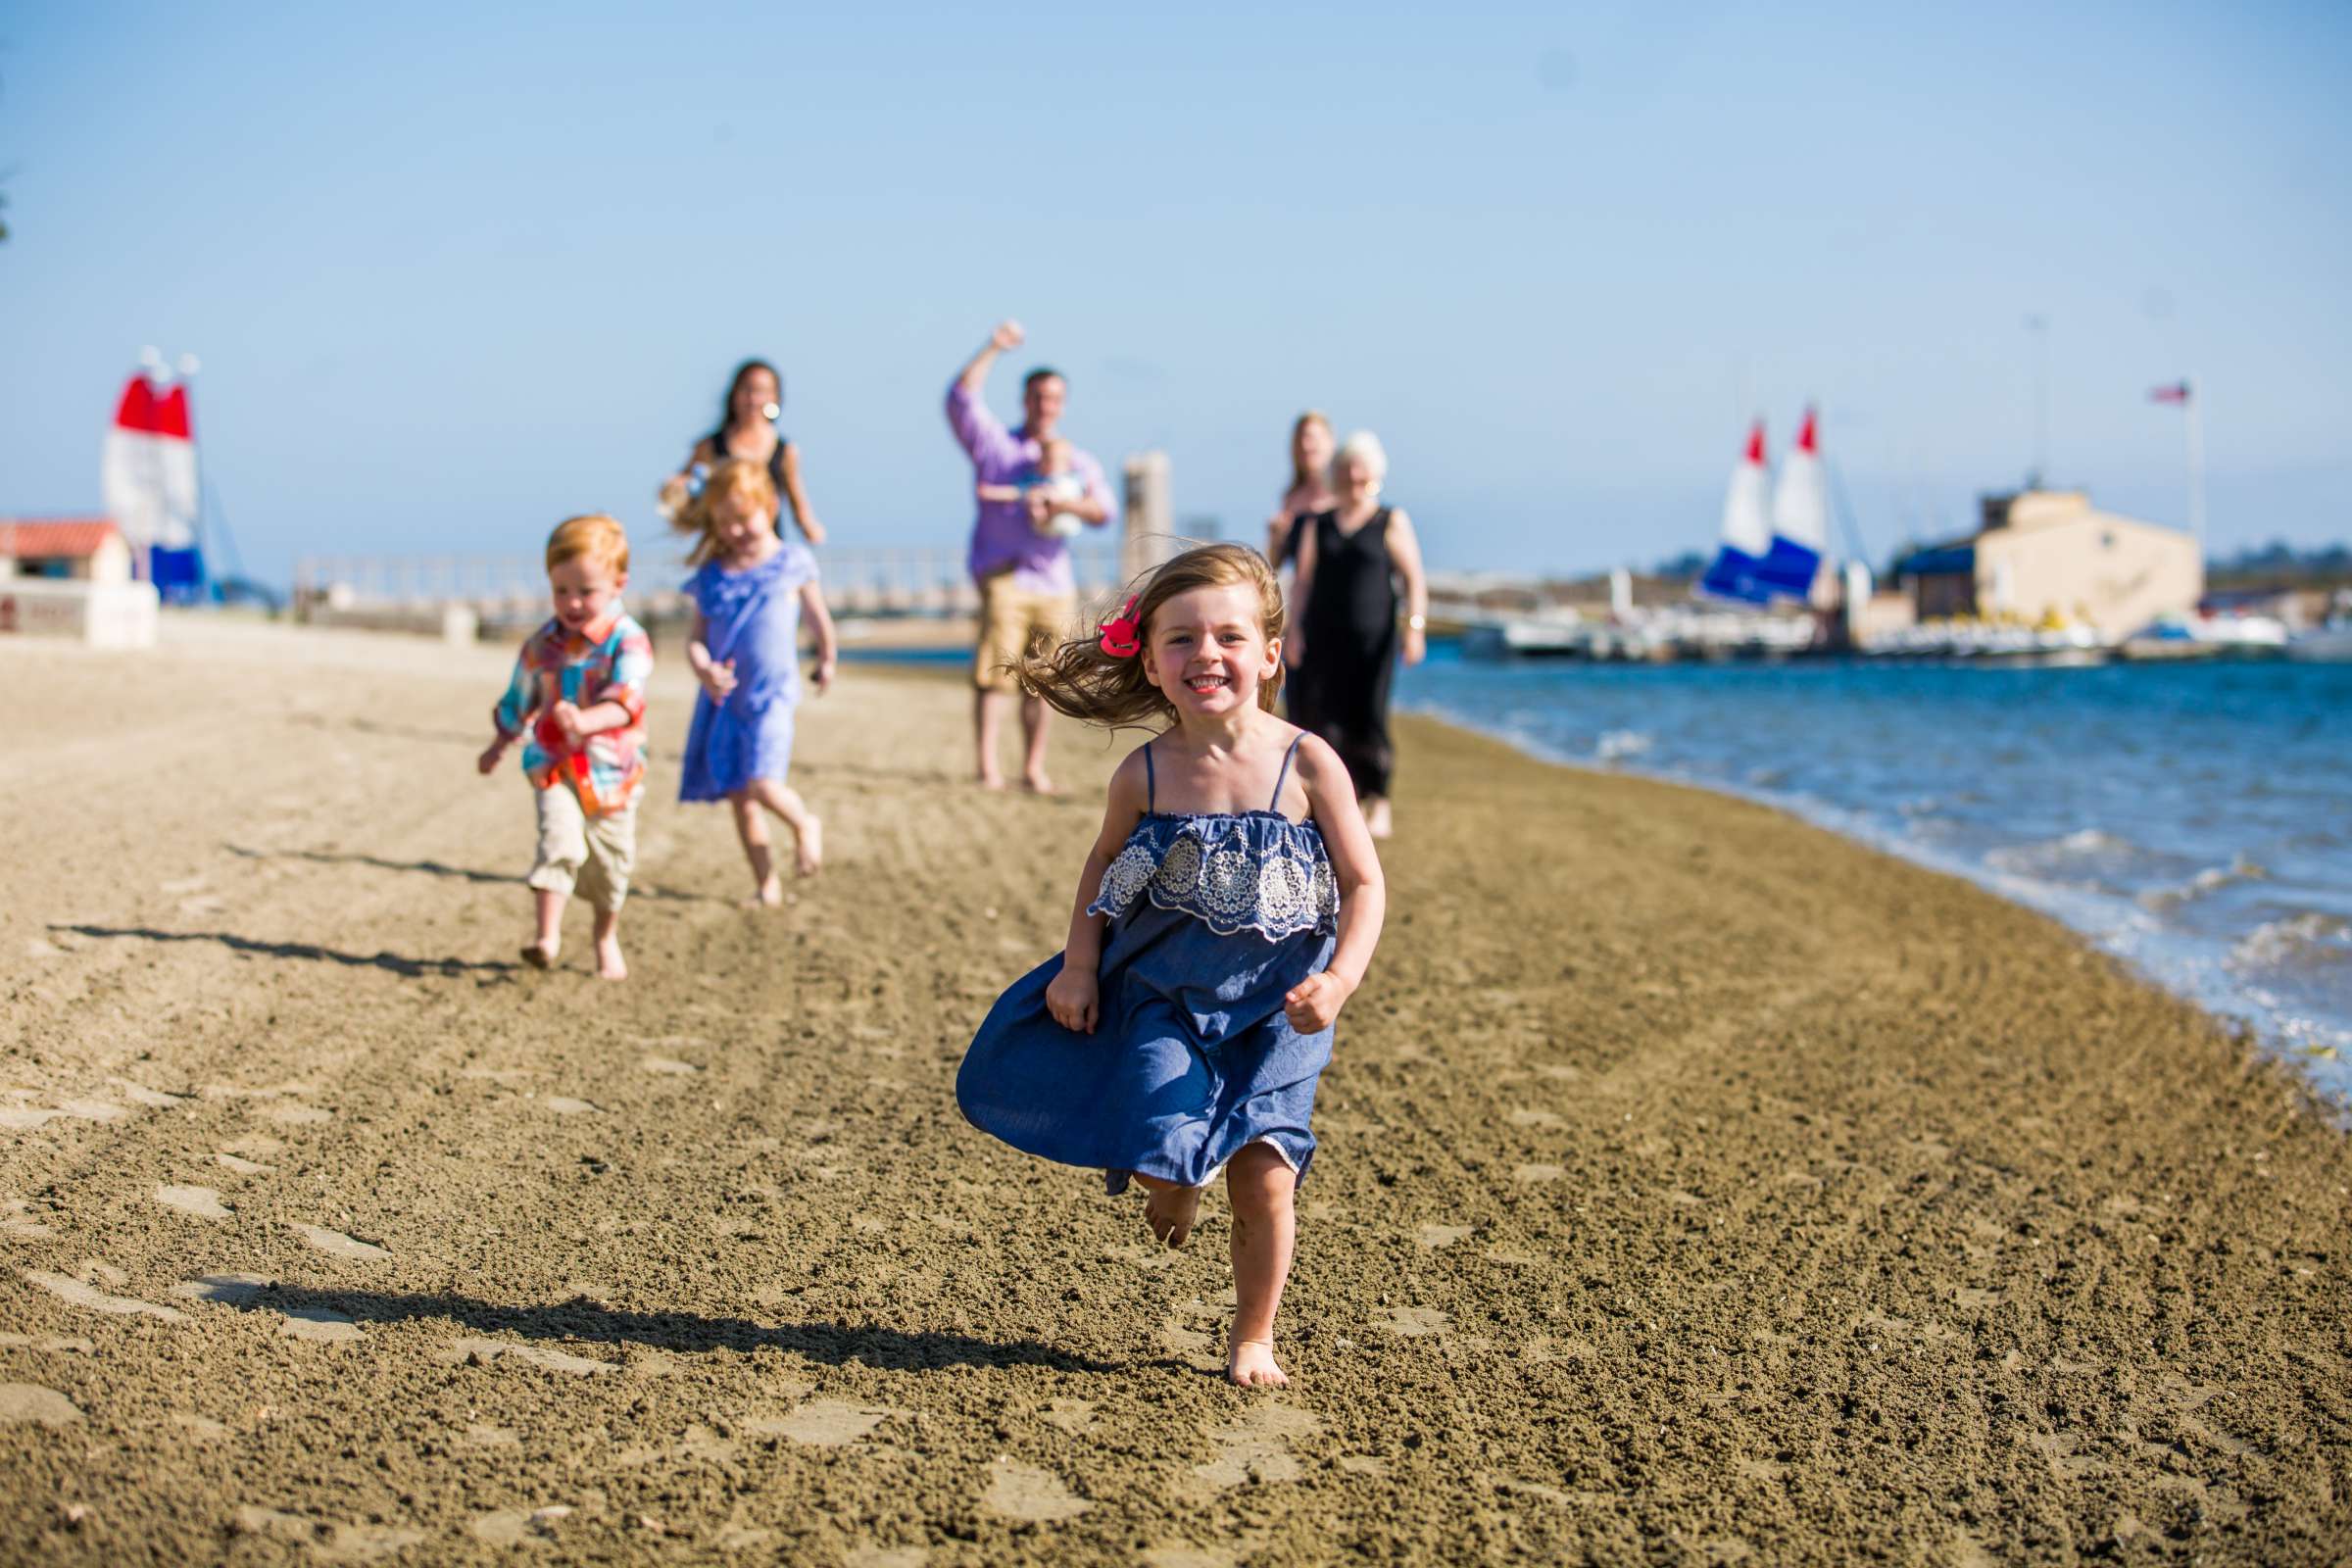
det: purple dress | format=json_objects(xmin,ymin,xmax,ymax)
[{"xmin": 678, "ymin": 545, "xmax": 817, "ymax": 800}]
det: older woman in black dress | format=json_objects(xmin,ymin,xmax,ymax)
[{"xmin": 1289, "ymin": 431, "xmax": 1428, "ymax": 839}]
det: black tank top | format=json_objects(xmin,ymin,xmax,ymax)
[{"xmin": 710, "ymin": 425, "xmax": 790, "ymax": 490}]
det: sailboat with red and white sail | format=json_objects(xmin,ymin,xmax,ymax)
[
  {"xmin": 100, "ymin": 352, "xmax": 206, "ymax": 601},
  {"xmin": 1700, "ymin": 408, "xmax": 1829, "ymax": 606}
]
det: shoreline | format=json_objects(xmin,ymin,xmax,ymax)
[
  {"xmin": 1396, "ymin": 693, "xmax": 2352, "ymax": 1118},
  {"xmin": 3, "ymin": 621, "xmax": 2348, "ymax": 1563}
]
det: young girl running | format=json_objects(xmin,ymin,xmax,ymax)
[
  {"xmin": 957, "ymin": 543, "xmax": 1387, "ymax": 1387},
  {"xmin": 675, "ymin": 458, "xmax": 839, "ymax": 904}
]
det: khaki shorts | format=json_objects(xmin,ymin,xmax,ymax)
[
  {"xmin": 974, "ymin": 576, "xmax": 1076, "ymax": 693},
  {"xmin": 526, "ymin": 786, "xmax": 639, "ymax": 913}
]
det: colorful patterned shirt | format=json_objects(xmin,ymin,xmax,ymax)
[{"xmin": 491, "ymin": 607, "xmax": 653, "ymax": 814}]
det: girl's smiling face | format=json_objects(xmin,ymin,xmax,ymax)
[
  {"xmin": 1142, "ymin": 582, "xmax": 1281, "ymax": 718},
  {"xmin": 711, "ymin": 494, "xmax": 779, "ymax": 564}
]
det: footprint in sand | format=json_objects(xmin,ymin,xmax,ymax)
[
  {"xmin": 172, "ymin": 1275, "xmax": 363, "ymax": 1343},
  {"xmin": 1042, "ymin": 1399, "xmax": 1096, "ymax": 1436},
  {"xmin": 111, "ymin": 1079, "xmax": 192, "ymax": 1109},
  {"xmin": 460, "ymin": 1424, "xmax": 519, "ymax": 1449},
  {"xmin": 1512, "ymin": 1164, "xmax": 1564, "ymax": 1184},
  {"xmin": 982, "ymin": 1460, "xmax": 1092, "ymax": 1522},
  {"xmin": 295, "ymin": 1224, "xmax": 389, "ymax": 1262},
  {"xmin": 845, "ymin": 1547, "xmax": 927, "ymax": 1568},
  {"xmin": 1381, "ymin": 1306, "xmax": 1449, "ymax": 1338},
  {"xmin": 1416, "ymin": 1224, "xmax": 1472, "ymax": 1250},
  {"xmin": 260, "ymin": 1102, "xmax": 333, "ymax": 1126},
  {"xmin": 1338, "ymin": 1455, "xmax": 1390, "ymax": 1478},
  {"xmin": 216, "ymin": 1152, "xmax": 274, "ymax": 1176},
  {"xmin": 233, "ymin": 1507, "xmax": 423, "ymax": 1561},
  {"xmin": 0, "ymin": 1105, "xmax": 59, "ymax": 1131},
  {"xmin": 172, "ymin": 1413, "xmax": 231, "ymax": 1441},
  {"xmin": 1195, "ymin": 1404, "xmax": 1322, "ymax": 1489},
  {"xmin": 155, "ymin": 1185, "xmax": 233, "ymax": 1221},
  {"xmin": 543, "ymin": 1097, "xmax": 600, "ymax": 1115},
  {"xmin": 748, "ymin": 1399, "xmax": 899, "ymax": 1447},
  {"xmin": 0, "ymin": 1333, "xmax": 94, "ymax": 1354},
  {"xmin": 24, "ymin": 1270, "xmax": 186, "ymax": 1323},
  {"xmin": 1507, "ymin": 1109, "xmax": 1564, "ymax": 1129},
  {"xmin": 435, "ymin": 1337, "xmax": 615, "ymax": 1377},
  {"xmin": 0, "ymin": 1384, "xmax": 84, "ymax": 1428},
  {"xmin": 640, "ymin": 1056, "xmax": 701, "ymax": 1076},
  {"xmin": 3, "ymin": 1200, "xmax": 54, "ymax": 1240},
  {"xmin": 469, "ymin": 1505, "xmax": 573, "ymax": 1545}
]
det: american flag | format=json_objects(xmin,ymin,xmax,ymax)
[{"xmin": 2149, "ymin": 380, "xmax": 2192, "ymax": 405}]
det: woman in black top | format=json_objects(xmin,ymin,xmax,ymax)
[
  {"xmin": 1290, "ymin": 430, "xmax": 1429, "ymax": 839},
  {"xmin": 662, "ymin": 359, "xmax": 825, "ymax": 545}
]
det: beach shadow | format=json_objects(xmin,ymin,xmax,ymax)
[
  {"xmin": 790, "ymin": 760, "xmax": 962, "ymax": 787},
  {"xmin": 253, "ymin": 1284, "xmax": 1117, "ymax": 1373},
  {"xmin": 54, "ymin": 924, "xmax": 520, "ymax": 979},
  {"xmin": 220, "ymin": 845, "xmax": 719, "ymax": 905}
]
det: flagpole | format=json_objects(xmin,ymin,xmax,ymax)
[{"xmin": 2184, "ymin": 379, "xmax": 2205, "ymax": 550}]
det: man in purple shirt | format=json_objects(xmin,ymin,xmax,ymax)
[{"xmin": 947, "ymin": 318, "xmax": 1118, "ymax": 792}]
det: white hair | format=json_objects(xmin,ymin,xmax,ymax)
[{"xmin": 1333, "ymin": 430, "xmax": 1388, "ymax": 488}]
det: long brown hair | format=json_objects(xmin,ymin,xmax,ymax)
[
  {"xmin": 1019, "ymin": 543, "xmax": 1287, "ymax": 731},
  {"xmin": 672, "ymin": 458, "xmax": 778, "ymax": 567},
  {"xmin": 1288, "ymin": 410, "xmax": 1333, "ymax": 496}
]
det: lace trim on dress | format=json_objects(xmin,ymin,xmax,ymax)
[{"xmin": 1087, "ymin": 815, "xmax": 1340, "ymax": 941}]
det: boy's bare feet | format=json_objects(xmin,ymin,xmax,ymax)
[
  {"xmin": 1227, "ymin": 1338, "xmax": 1288, "ymax": 1388},
  {"xmin": 1365, "ymin": 797, "xmax": 1395, "ymax": 839},
  {"xmin": 1143, "ymin": 1184, "xmax": 1202, "ymax": 1248},
  {"xmin": 795, "ymin": 814, "xmax": 823, "ymax": 877},
  {"xmin": 976, "ymin": 769, "xmax": 1006, "ymax": 791},
  {"xmin": 1021, "ymin": 769, "xmax": 1056, "ymax": 797},
  {"xmin": 594, "ymin": 932, "xmax": 626, "ymax": 980},
  {"xmin": 744, "ymin": 875, "xmax": 784, "ymax": 909},
  {"xmin": 520, "ymin": 942, "xmax": 556, "ymax": 970}
]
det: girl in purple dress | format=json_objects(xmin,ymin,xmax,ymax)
[{"xmin": 674, "ymin": 459, "xmax": 838, "ymax": 904}]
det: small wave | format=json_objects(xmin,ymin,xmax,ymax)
[
  {"xmin": 1984, "ymin": 828, "xmax": 2134, "ymax": 876},
  {"xmin": 2137, "ymin": 856, "xmax": 2270, "ymax": 912},
  {"xmin": 1594, "ymin": 729, "xmax": 1652, "ymax": 763},
  {"xmin": 2231, "ymin": 912, "xmax": 2352, "ymax": 975}
]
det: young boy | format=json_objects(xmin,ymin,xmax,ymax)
[{"xmin": 477, "ymin": 514, "xmax": 654, "ymax": 980}]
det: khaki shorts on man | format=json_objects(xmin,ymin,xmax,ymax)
[
  {"xmin": 526, "ymin": 786, "xmax": 639, "ymax": 912},
  {"xmin": 974, "ymin": 572, "xmax": 1076, "ymax": 693}
]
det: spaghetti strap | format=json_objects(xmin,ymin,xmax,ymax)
[
  {"xmin": 1143, "ymin": 740, "xmax": 1156, "ymax": 813},
  {"xmin": 1269, "ymin": 733, "xmax": 1305, "ymax": 810}
]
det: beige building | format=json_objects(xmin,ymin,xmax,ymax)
[
  {"xmin": 1901, "ymin": 490, "xmax": 2201, "ymax": 642},
  {"xmin": 0, "ymin": 518, "xmax": 134, "ymax": 584}
]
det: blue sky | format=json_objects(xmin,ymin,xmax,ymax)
[{"xmin": 4, "ymin": 1, "xmax": 2348, "ymax": 586}]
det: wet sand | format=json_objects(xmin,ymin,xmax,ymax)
[{"xmin": 2, "ymin": 619, "xmax": 2347, "ymax": 1566}]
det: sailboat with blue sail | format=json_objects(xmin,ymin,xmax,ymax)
[{"xmin": 1701, "ymin": 409, "xmax": 1829, "ymax": 606}]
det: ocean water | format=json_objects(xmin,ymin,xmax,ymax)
[{"xmin": 1399, "ymin": 648, "xmax": 2352, "ymax": 1104}]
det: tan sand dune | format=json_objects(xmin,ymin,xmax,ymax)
[{"xmin": 1, "ymin": 617, "xmax": 2347, "ymax": 1564}]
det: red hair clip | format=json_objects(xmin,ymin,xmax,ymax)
[{"xmin": 1099, "ymin": 596, "xmax": 1142, "ymax": 658}]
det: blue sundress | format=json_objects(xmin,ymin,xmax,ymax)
[
  {"xmin": 678, "ymin": 544, "xmax": 818, "ymax": 801},
  {"xmin": 957, "ymin": 735, "xmax": 1341, "ymax": 1192}
]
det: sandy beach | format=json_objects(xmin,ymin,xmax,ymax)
[{"xmin": 2, "ymin": 618, "xmax": 2347, "ymax": 1566}]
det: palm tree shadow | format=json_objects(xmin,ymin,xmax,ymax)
[
  {"xmin": 54, "ymin": 924, "xmax": 520, "ymax": 978},
  {"xmin": 221, "ymin": 845, "xmax": 717, "ymax": 905},
  {"xmin": 251, "ymin": 1284, "xmax": 1118, "ymax": 1373}
]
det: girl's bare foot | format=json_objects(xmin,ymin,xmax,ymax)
[
  {"xmin": 743, "ymin": 875, "xmax": 784, "ymax": 909},
  {"xmin": 1143, "ymin": 1184, "xmax": 1202, "ymax": 1248},
  {"xmin": 1021, "ymin": 770, "xmax": 1056, "ymax": 797},
  {"xmin": 1227, "ymin": 1338, "xmax": 1288, "ymax": 1388},
  {"xmin": 519, "ymin": 942, "xmax": 557, "ymax": 970},
  {"xmin": 976, "ymin": 768, "xmax": 1006, "ymax": 791},
  {"xmin": 594, "ymin": 933, "xmax": 627, "ymax": 980},
  {"xmin": 795, "ymin": 814, "xmax": 823, "ymax": 877}
]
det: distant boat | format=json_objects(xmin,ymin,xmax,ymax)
[
  {"xmin": 1698, "ymin": 422, "xmax": 1776, "ymax": 605},
  {"xmin": 2286, "ymin": 620, "xmax": 2352, "ymax": 662},
  {"xmin": 1699, "ymin": 410, "xmax": 1826, "ymax": 605}
]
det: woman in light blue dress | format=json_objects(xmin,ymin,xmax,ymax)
[{"xmin": 957, "ymin": 543, "xmax": 1389, "ymax": 1387}]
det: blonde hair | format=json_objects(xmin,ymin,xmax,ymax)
[
  {"xmin": 546, "ymin": 514, "xmax": 629, "ymax": 575},
  {"xmin": 673, "ymin": 457, "xmax": 779, "ymax": 566},
  {"xmin": 1334, "ymin": 429, "xmax": 1388, "ymax": 488},
  {"xmin": 1019, "ymin": 543, "xmax": 1286, "ymax": 731},
  {"xmin": 1289, "ymin": 410, "xmax": 1332, "ymax": 495}
]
